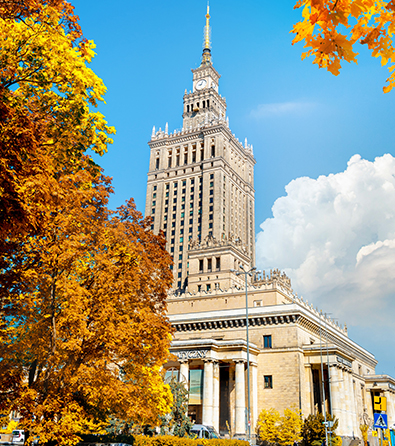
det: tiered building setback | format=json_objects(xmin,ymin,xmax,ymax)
[
  {"xmin": 145, "ymin": 6, "xmax": 255, "ymax": 293},
  {"xmin": 145, "ymin": 6, "xmax": 395, "ymax": 444}
]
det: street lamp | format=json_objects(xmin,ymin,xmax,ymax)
[{"xmin": 231, "ymin": 264, "xmax": 258, "ymax": 441}]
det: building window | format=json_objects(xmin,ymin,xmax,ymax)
[
  {"xmin": 198, "ymin": 284, "xmax": 202, "ymax": 292},
  {"xmin": 216, "ymin": 257, "xmax": 221, "ymax": 271},
  {"xmin": 155, "ymin": 158, "xmax": 159, "ymax": 169},
  {"xmin": 199, "ymin": 259, "xmax": 203, "ymax": 272},
  {"xmin": 189, "ymin": 227, "xmax": 192, "ymax": 233},
  {"xmin": 210, "ymin": 197, "xmax": 213, "ymax": 203},
  {"xmin": 210, "ymin": 189, "xmax": 214, "ymax": 195},
  {"xmin": 210, "ymin": 174, "xmax": 214, "ymax": 179},
  {"xmin": 209, "ymin": 214, "xmax": 213, "ymax": 220},
  {"xmin": 206, "ymin": 284, "xmax": 211, "ymax": 292},
  {"xmin": 263, "ymin": 335, "xmax": 272, "ymax": 349},
  {"xmin": 174, "ymin": 182, "xmax": 178, "ymax": 188},
  {"xmin": 153, "ymin": 192, "xmax": 156, "ymax": 198},
  {"xmin": 207, "ymin": 258, "xmax": 212, "ymax": 272},
  {"xmin": 178, "ymin": 272, "xmax": 182, "ymax": 278},
  {"xmin": 264, "ymin": 375, "xmax": 273, "ymax": 389},
  {"xmin": 180, "ymin": 237, "xmax": 183, "ymax": 243},
  {"xmin": 209, "ymin": 223, "xmax": 213, "ymax": 228},
  {"xmin": 210, "ymin": 181, "xmax": 214, "ymax": 187}
]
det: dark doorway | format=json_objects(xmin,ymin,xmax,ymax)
[{"xmin": 219, "ymin": 364, "xmax": 230, "ymax": 435}]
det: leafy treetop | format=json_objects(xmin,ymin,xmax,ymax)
[{"xmin": 292, "ymin": 0, "xmax": 395, "ymax": 92}]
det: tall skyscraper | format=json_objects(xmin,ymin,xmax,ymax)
[{"xmin": 145, "ymin": 6, "xmax": 256, "ymax": 292}]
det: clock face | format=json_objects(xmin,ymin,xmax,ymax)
[{"xmin": 195, "ymin": 79, "xmax": 207, "ymax": 90}]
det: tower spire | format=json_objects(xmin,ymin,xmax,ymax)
[{"xmin": 201, "ymin": 3, "xmax": 211, "ymax": 66}]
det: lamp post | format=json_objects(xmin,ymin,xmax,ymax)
[{"xmin": 231, "ymin": 264, "xmax": 257, "ymax": 442}]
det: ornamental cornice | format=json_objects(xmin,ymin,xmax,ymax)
[{"xmin": 173, "ymin": 313, "xmax": 300, "ymax": 333}]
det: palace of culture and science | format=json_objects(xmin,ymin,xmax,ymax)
[{"xmin": 145, "ymin": 6, "xmax": 395, "ymax": 444}]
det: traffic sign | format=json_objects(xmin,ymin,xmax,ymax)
[
  {"xmin": 374, "ymin": 413, "xmax": 388, "ymax": 429},
  {"xmin": 374, "ymin": 396, "xmax": 387, "ymax": 412}
]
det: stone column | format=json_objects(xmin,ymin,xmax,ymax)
[
  {"xmin": 251, "ymin": 363, "xmax": 258, "ymax": 432},
  {"xmin": 344, "ymin": 370, "xmax": 353, "ymax": 435},
  {"xmin": 305, "ymin": 364, "xmax": 314, "ymax": 414},
  {"xmin": 203, "ymin": 360, "xmax": 214, "ymax": 426},
  {"xmin": 213, "ymin": 361, "xmax": 220, "ymax": 432},
  {"xmin": 235, "ymin": 360, "xmax": 246, "ymax": 436},
  {"xmin": 330, "ymin": 366, "xmax": 343, "ymax": 433},
  {"xmin": 179, "ymin": 360, "xmax": 189, "ymax": 388},
  {"xmin": 384, "ymin": 391, "xmax": 394, "ymax": 426}
]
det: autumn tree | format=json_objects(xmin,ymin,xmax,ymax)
[
  {"xmin": 0, "ymin": 0, "xmax": 114, "ymax": 245},
  {"xmin": 301, "ymin": 412, "xmax": 340, "ymax": 446},
  {"xmin": 159, "ymin": 376, "xmax": 193, "ymax": 438},
  {"xmin": 292, "ymin": 0, "xmax": 395, "ymax": 92},
  {"xmin": 257, "ymin": 407, "xmax": 303, "ymax": 446},
  {"xmin": 0, "ymin": 2, "xmax": 175, "ymax": 445},
  {"xmin": 360, "ymin": 424, "xmax": 369, "ymax": 446},
  {"xmin": 0, "ymin": 158, "xmax": 174, "ymax": 445}
]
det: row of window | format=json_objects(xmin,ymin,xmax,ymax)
[
  {"xmin": 199, "ymin": 257, "xmax": 221, "ymax": 273},
  {"xmin": 186, "ymin": 100, "xmax": 210, "ymax": 113},
  {"xmin": 156, "ymin": 147, "xmax": 216, "ymax": 169}
]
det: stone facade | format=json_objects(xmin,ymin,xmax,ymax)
[{"xmin": 145, "ymin": 6, "xmax": 395, "ymax": 443}]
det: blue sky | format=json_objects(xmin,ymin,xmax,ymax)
[{"xmin": 73, "ymin": 1, "xmax": 395, "ymax": 377}]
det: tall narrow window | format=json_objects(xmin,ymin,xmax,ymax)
[
  {"xmin": 264, "ymin": 375, "xmax": 273, "ymax": 389},
  {"xmin": 207, "ymin": 258, "xmax": 212, "ymax": 272},
  {"xmin": 155, "ymin": 158, "xmax": 159, "ymax": 169},
  {"xmin": 216, "ymin": 257, "xmax": 221, "ymax": 271},
  {"xmin": 211, "ymin": 145, "xmax": 215, "ymax": 157},
  {"xmin": 199, "ymin": 259, "xmax": 203, "ymax": 272},
  {"xmin": 263, "ymin": 335, "xmax": 272, "ymax": 349}
]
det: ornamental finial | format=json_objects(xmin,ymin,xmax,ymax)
[{"xmin": 202, "ymin": 3, "xmax": 211, "ymax": 66}]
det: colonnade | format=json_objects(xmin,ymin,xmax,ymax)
[{"xmin": 177, "ymin": 357, "xmax": 257, "ymax": 436}]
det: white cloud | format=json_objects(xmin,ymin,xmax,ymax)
[
  {"xmin": 250, "ymin": 101, "xmax": 316, "ymax": 119},
  {"xmin": 256, "ymin": 153, "xmax": 395, "ymax": 332}
]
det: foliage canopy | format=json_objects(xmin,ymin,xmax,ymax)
[
  {"xmin": 256, "ymin": 406, "xmax": 303, "ymax": 446},
  {"xmin": 292, "ymin": 0, "xmax": 395, "ymax": 92},
  {"xmin": 0, "ymin": 2, "xmax": 174, "ymax": 444}
]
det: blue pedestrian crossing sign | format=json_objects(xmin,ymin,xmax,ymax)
[{"xmin": 374, "ymin": 413, "xmax": 388, "ymax": 429}]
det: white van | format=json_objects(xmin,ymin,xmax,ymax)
[
  {"xmin": 191, "ymin": 425, "xmax": 220, "ymax": 439},
  {"xmin": 12, "ymin": 430, "xmax": 25, "ymax": 444}
]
